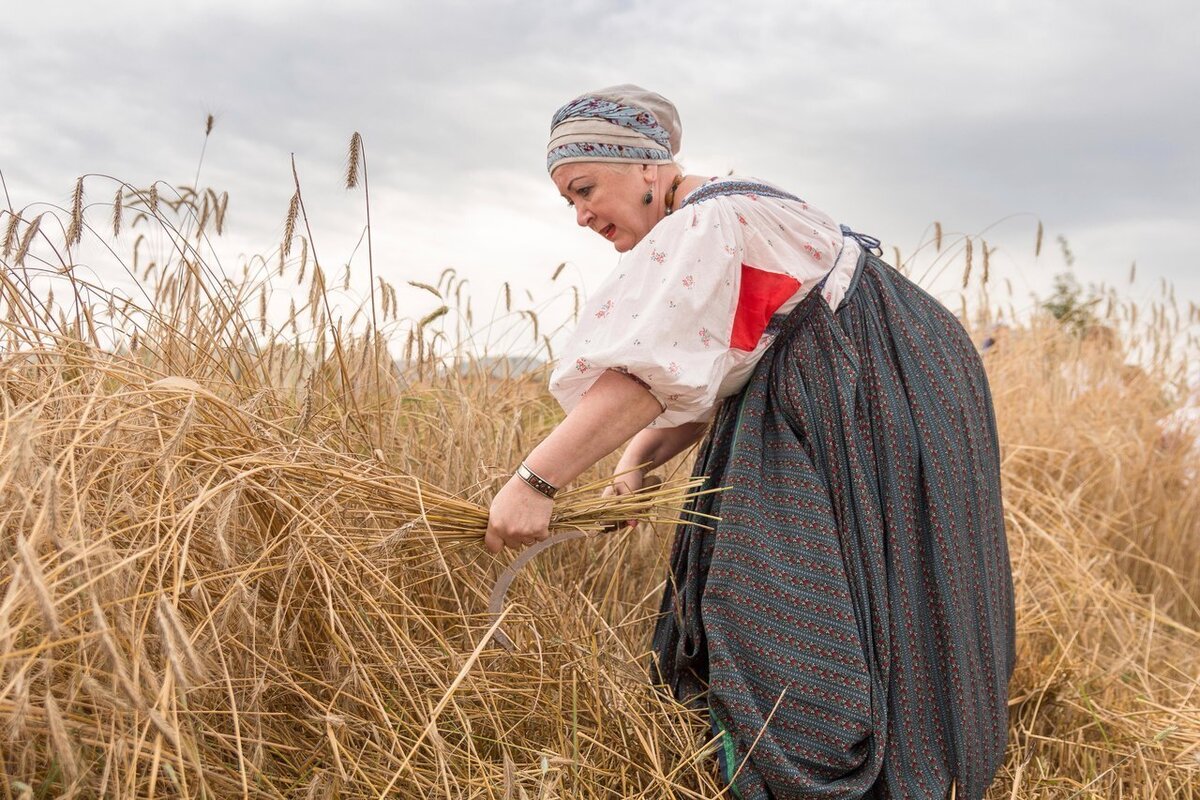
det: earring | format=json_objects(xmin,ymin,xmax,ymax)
[{"xmin": 643, "ymin": 188, "xmax": 653, "ymax": 205}]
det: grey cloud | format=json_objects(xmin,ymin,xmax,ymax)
[{"xmin": 2, "ymin": 0, "xmax": 1197, "ymax": 307}]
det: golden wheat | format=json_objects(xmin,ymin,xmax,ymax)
[
  {"xmin": 346, "ymin": 132, "xmax": 362, "ymax": 190},
  {"xmin": 13, "ymin": 213, "xmax": 41, "ymax": 267},
  {"xmin": 65, "ymin": 176, "xmax": 85, "ymax": 247},
  {"xmin": 0, "ymin": 175, "xmax": 1196, "ymax": 799},
  {"xmin": 2, "ymin": 212, "xmax": 20, "ymax": 259}
]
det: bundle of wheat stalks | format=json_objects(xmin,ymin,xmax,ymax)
[{"xmin": 1, "ymin": 179, "xmax": 1198, "ymax": 798}]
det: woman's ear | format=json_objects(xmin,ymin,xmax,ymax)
[{"xmin": 641, "ymin": 163, "xmax": 659, "ymax": 185}]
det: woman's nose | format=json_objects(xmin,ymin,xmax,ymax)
[{"xmin": 575, "ymin": 203, "xmax": 593, "ymax": 228}]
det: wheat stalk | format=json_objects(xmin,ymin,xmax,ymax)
[
  {"xmin": 282, "ymin": 191, "xmax": 299, "ymax": 258},
  {"xmin": 962, "ymin": 237, "xmax": 974, "ymax": 289},
  {"xmin": 111, "ymin": 187, "xmax": 123, "ymax": 237},
  {"xmin": 2, "ymin": 211, "xmax": 19, "ymax": 258},
  {"xmin": 14, "ymin": 213, "xmax": 42, "ymax": 266},
  {"xmin": 346, "ymin": 131, "xmax": 362, "ymax": 189},
  {"xmin": 65, "ymin": 175, "xmax": 85, "ymax": 246}
]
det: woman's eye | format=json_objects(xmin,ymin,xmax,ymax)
[{"xmin": 564, "ymin": 185, "xmax": 592, "ymax": 207}]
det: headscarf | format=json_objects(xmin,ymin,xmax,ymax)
[{"xmin": 546, "ymin": 84, "xmax": 682, "ymax": 174}]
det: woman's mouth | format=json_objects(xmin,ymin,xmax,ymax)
[{"xmin": 601, "ymin": 224, "xmax": 616, "ymax": 240}]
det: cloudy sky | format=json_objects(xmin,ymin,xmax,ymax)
[{"xmin": 3, "ymin": 0, "xmax": 1197, "ymax": 351}]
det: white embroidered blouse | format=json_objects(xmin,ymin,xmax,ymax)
[{"xmin": 548, "ymin": 177, "xmax": 863, "ymax": 428}]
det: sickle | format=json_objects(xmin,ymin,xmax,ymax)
[{"xmin": 485, "ymin": 476, "xmax": 662, "ymax": 652}]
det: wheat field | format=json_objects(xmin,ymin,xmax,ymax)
[{"xmin": 1, "ymin": 156, "xmax": 1198, "ymax": 798}]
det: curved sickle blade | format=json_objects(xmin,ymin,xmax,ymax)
[
  {"xmin": 485, "ymin": 476, "xmax": 663, "ymax": 651},
  {"xmin": 485, "ymin": 529, "xmax": 589, "ymax": 651}
]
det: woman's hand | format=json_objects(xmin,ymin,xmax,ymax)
[
  {"xmin": 601, "ymin": 465, "xmax": 646, "ymax": 529},
  {"xmin": 602, "ymin": 466, "xmax": 646, "ymax": 498},
  {"xmin": 482, "ymin": 370, "xmax": 665, "ymax": 553},
  {"xmin": 484, "ymin": 475, "xmax": 555, "ymax": 553}
]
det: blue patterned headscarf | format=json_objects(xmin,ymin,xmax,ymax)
[{"xmin": 546, "ymin": 84, "xmax": 682, "ymax": 174}]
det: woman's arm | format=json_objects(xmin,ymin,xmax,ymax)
[
  {"xmin": 524, "ymin": 370, "xmax": 665, "ymax": 487},
  {"xmin": 598, "ymin": 419, "xmax": 708, "ymax": 531},
  {"xmin": 607, "ymin": 421, "xmax": 709, "ymax": 494},
  {"xmin": 484, "ymin": 369, "xmax": 663, "ymax": 553}
]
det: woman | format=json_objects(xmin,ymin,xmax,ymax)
[{"xmin": 485, "ymin": 84, "xmax": 1015, "ymax": 800}]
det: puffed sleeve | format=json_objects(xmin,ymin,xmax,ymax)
[{"xmin": 549, "ymin": 200, "xmax": 749, "ymax": 428}]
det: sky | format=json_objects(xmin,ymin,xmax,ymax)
[{"xmin": 2, "ymin": 0, "xmax": 1198, "ymax": 355}]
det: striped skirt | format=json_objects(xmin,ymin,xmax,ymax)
[{"xmin": 651, "ymin": 252, "xmax": 1016, "ymax": 799}]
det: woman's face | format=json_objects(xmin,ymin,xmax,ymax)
[{"xmin": 551, "ymin": 162, "xmax": 657, "ymax": 253}]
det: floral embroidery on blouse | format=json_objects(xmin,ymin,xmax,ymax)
[{"xmin": 547, "ymin": 177, "xmax": 860, "ymax": 430}]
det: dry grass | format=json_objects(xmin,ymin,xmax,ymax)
[
  {"xmin": 984, "ymin": 325, "xmax": 1200, "ymax": 797},
  {"xmin": 0, "ymin": 169, "xmax": 1197, "ymax": 798}
]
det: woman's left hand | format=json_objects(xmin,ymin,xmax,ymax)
[{"xmin": 484, "ymin": 475, "xmax": 555, "ymax": 553}]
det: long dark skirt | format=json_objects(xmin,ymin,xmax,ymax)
[{"xmin": 651, "ymin": 252, "xmax": 1016, "ymax": 799}]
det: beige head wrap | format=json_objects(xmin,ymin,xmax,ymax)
[{"xmin": 546, "ymin": 84, "xmax": 682, "ymax": 174}]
